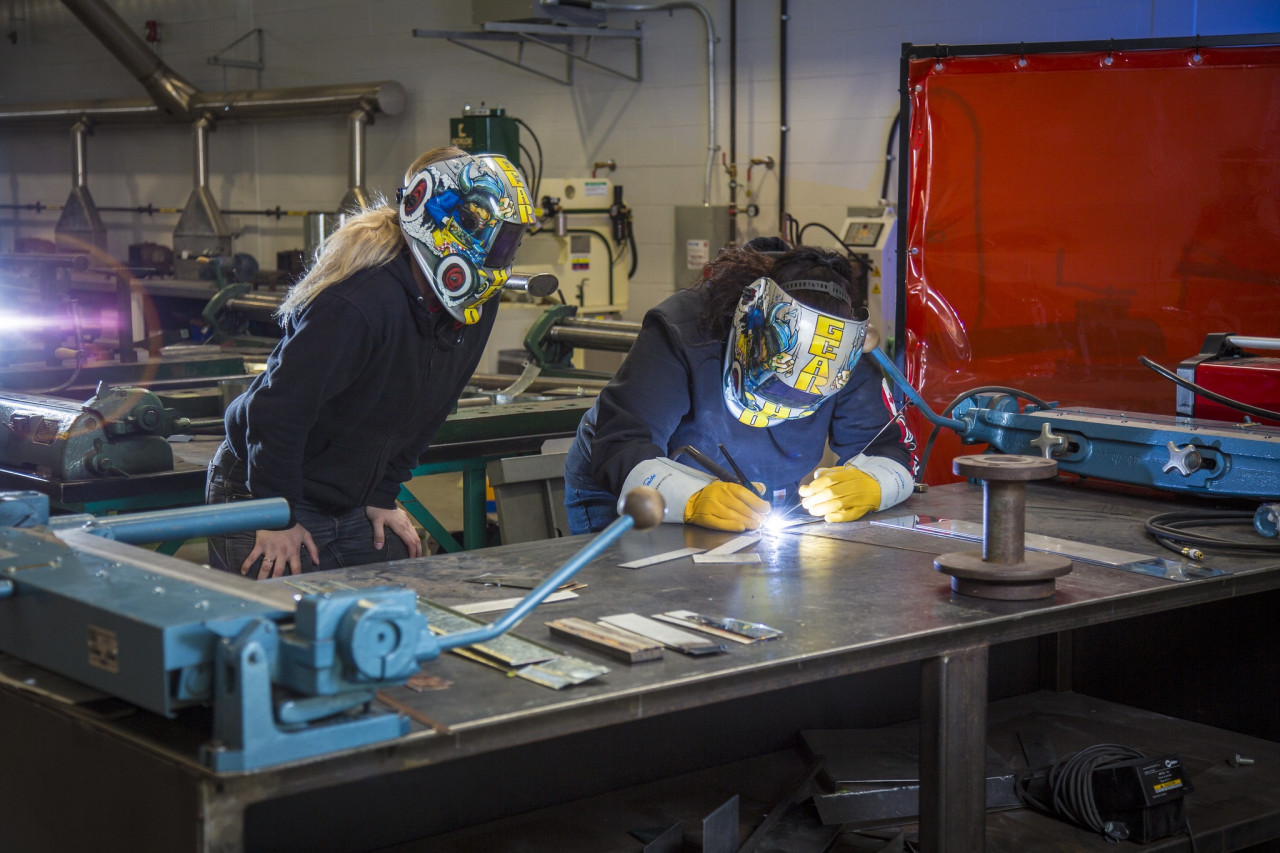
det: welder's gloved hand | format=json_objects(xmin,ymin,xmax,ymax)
[
  {"xmin": 684, "ymin": 481, "xmax": 772, "ymax": 532},
  {"xmin": 798, "ymin": 453, "xmax": 914, "ymax": 523},
  {"xmin": 798, "ymin": 467, "xmax": 881, "ymax": 523}
]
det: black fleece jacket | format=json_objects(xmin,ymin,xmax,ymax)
[{"xmin": 222, "ymin": 249, "xmax": 494, "ymax": 519}]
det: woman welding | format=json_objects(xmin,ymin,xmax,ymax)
[
  {"xmin": 206, "ymin": 146, "xmax": 533, "ymax": 578},
  {"xmin": 563, "ymin": 238, "xmax": 916, "ymax": 534}
]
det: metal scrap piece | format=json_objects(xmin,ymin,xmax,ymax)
[
  {"xmin": 600, "ymin": 613, "xmax": 727, "ymax": 655},
  {"xmin": 619, "ymin": 546, "xmax": 705, "ymax": 568},
  {"xmin": 452, "ymin": 590, "xmax": 578, "ymax": 614},
  {"xmin": 547, "ymin": 617, "xmax": 664, "ymax": 662},
  {"xmin": 692, "ymin": 552, "xmax": 762, "ymax": 564}
]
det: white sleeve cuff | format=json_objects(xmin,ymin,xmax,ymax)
[
  {"xmin": 621, "ymin": 457, "xmax": 715, "ymax": 524},
  {"xmin": 846, "ymin": 453, "xmax": 913, "ymax": 511}
]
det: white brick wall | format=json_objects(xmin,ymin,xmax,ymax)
[{"xmin": 1, "ymin": 0, "xmax": 1275, "ymax": 320}]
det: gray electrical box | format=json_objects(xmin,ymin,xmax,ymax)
[{"xmin": 673, "ymin": 205, "xmax": 731, "ymax": 290}]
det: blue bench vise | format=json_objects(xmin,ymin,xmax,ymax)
[{"xmin": 0, "ymin": 488, "xmax": 661, "ymax": 771}]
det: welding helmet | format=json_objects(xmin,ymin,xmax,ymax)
[
  {"xmin": 722, "ymin": 276, "xmax": 868, "ymax": 428},
  {"xmin": 398, "ymin": 153, "xmax": 534, "ymax": 324}
]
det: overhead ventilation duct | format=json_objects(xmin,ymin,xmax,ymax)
[
  {"xmin": 172, "ymin": 115, "xmax": 233, "ymax": 279},
  {"xmin": 61, "ymin": 0, "xmax": 198, "ymax": 119},
  {"xmin": 0, "ymin": 0, "xmax": 406, "ymax": 129},
  {"xmin": 338, "ymin": 107, "xmax": 373, "ymax": 215},
  {"xmin": 54, "ymin": 118, "xmax": 107, "ymax": 252}
]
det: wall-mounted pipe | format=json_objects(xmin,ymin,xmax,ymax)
[
  {"xmin": 54, "ymin": 117, "xmax": 106, "ymax": 250},
  {"xmin": 173, "ymin": 115, "xmax": 232, "ymax": 277},
  {"xmin": 588, "ymin": 2, "xmax": 716, "ymax": 206},
  {"xmin": 0, "ymin": 82, "xmax": 406, "ymax": 131},
  {"xmin": 338, "ymin": 107, "xmax": 372, "ymax": 214}
]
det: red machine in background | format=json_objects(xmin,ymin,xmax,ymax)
[{"xmin": 1177, "ymin": 334, "xmax": 1280, "ymax": 427}]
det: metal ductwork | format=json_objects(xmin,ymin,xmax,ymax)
[
  {"xmin": 60, "ymin": 0, "xmax": 199, "ymax": 118},
  {"xmin": 338, "ymin": 107, "xmax": 373, "ymax": 215},
  {"xmin": 172, "ymin": 115, "xmax": 233, "ymax": 278},
  {"xmin": 0, "ymin": 0, "xmax": 406, "ymax": 129},
  {"xmin": 54, "ymin": 118, "xmax": 107, "ymax": 251}
]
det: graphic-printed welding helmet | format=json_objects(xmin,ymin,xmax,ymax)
[
  {"xmin": 398, "ymin": 153, "xmax": 534, "ymax": 324},
  {"xmin": 722, "ymin": 276, "xmax": 868, "ymax": 428}
]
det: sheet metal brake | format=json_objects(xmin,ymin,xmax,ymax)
[{"xmin": 0, "ymin": 487, "xmax": 662, "ymax": 771}]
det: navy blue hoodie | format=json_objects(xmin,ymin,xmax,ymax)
[{"xmin": 223, "ymin": 249, "xmax": 494, "ymax": 517}]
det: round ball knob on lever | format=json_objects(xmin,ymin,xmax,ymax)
[{"xmin": 620, "ymin": 486, "xmax": 664, "ymax": 530}]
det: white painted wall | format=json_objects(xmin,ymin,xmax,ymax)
[{"xmin": 1, "ymin": 0, "xmax": 1276, "ymax": 319}]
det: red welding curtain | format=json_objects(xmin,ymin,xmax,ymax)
[{"xmin": 904, "ymin": 45, "xmax": 1280, "ymax": 484}]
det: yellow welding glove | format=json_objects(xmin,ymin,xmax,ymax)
[
  {"xmin": 684, "ymin": 481, "xmax": 772, "ymax": 532},
  {"xmin": 798, "ymin": 454, "xmax": 914, "ymax": 523},
  {"xmin": 798, "ymin": 466, "xmax": 881, "ymax": 523}
]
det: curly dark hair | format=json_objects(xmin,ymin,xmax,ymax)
[{"xmin": 692, "ymin": 244, "xmax": 866, "ymax": 343}]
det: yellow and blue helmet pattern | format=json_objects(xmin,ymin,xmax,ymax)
[{"xmin": 399, "ymin": 153, "xmax": 534, "ymax": 324}]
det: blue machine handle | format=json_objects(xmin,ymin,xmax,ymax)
[
  {"xmin": 51, "ymin": 498, "xmax": 292, "ymax": 544},
  {"xmin": 867, "ymin": 347, "xmax": 969, "ymax": 434},
  {"xmin": 434, "ymin": 488, "xmax": 664, "ymax": 653}
]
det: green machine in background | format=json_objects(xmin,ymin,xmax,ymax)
[{"xmin": 450, "ymin": 105, "xmax": 521, "ymax": 167}]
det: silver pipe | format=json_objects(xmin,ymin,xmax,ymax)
[
  {"xmin": 0, "ymin": 82, "xmax": 407, "ymax": 131},
  {"xmin": 504, "ymin": 272, "xmax": 561, "ymax": 298},
  {"xmin": 348, "ymin": 108, "xmax": 368, "ymax": 190},
  {"xmin": 193, "ymin": 115, "xmax": 213, "ymax": 188},
  {"xmin": 72, "ymin": 117, "xmax": 91, "ymax": 188},
  {"xmin": 546, "ymin": 325, "xmax": 638, "ymax": 352},
  {"xmin": 225, "ymin": 293, "xmax": 285, "ymax": 317},
  {"xmin": 1227, "ymin": 336, "xmax": 1280, "ymax": 350},
  {"xmin": 60, "ymin": 0, "xmax": 198, "ymax": 118},
  {"xmin": 559, "ymin": 317, "xmax": 643, "ymax": 333},
  {"xmin": 590, "ymin": 2, "xmax": 716, "ymax": 205}
]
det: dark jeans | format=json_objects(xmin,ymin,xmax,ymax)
[
  {"xmin": 564, "ymin": 483, "xmax": 622, "ymax": 535},
  {"xmin": 205, "ymin": 441, "xmax": 409, "ymax": 576}
]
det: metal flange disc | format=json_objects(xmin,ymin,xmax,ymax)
[{"xmin": 934, "ymin": 549, "xmax": 1073, "ymax": 600}]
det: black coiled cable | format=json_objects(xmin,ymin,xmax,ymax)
[
  {"xmin": 1016, "ymin": 744, "xmax": 1198, "ymax": 851},
  {"xmin": 1017, "ymin": 744, "xmax": 1147, "ymax": 840},
  {"xmin": 1145, "ymin": 509, "xmax": 1280, "ymax": 558}
]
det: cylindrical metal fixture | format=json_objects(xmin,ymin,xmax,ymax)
[
  {"xmin": 560, "ymin": 317, "xmax": 643, "ymax": 333},
  {"xmin": 983, "ymin": 479, "xmax": 1026, "ymax": 564},
  {"xmin": 504, "ymin": 272, "xmax": 560, "ymax": 298},
  {"xmin": 348, "ymin": 107, "xmax": 368, "ymax": 190},
  {"xmin": 193, "ymin": 115, "xmax": 214, "ymax": 188},
  {"xmin": 546, "ymin": 326, "xmax": 639, "ymax": 353},
  {"xmin": 933, "ymin": 454, "xmax": 1072, "ymax": 600},
  {"xmin": 72, "ymin": 117, "xmax": 91, "ymax": 188}
]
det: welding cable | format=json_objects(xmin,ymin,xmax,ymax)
[
  {"xmin": 1139, "ymin": 355, "xmax": 1280, "ymax": 423},
  {"xmin": 914, "ymin": 386, "xmax": 1053, "ymax": 484},
  {"xmin": 796, "ymin": 221, "xmax": 872, "ymax": 276},
  {"xmin": 1015, "ymin": 744, "xmax": 1148, "ymax": 841},
  {"xmin": 1144, "ymin": 509, "xmax": 1280, "ymax": 558},
  {"xmin": 512, "ymin": 116, "xmax": 543, "ymax": 203},
  {"xmin": 518, "ymin": 144, "xmax": 538, "ymax": 199}
]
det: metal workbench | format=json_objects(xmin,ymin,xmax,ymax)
[{"xmin": 1, "ymin": 479, "xmax": 1279, "ymax": 852}]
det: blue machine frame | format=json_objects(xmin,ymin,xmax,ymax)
[{"xmin": 0, "ymin": 489, "xmax": 649, "ymax": 771}]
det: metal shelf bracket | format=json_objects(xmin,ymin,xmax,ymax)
[{"xmin": 413, "ymin": 22, "xmax": 642, "ymax": 86}]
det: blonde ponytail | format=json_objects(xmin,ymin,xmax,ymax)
[{"xmin": 275, "ymin": 145, "xmax": 471, "ymax": 321}]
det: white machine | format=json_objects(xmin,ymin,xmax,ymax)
[
  {"xmin": 840, "ymin": 206, "xmax": 897, "ymax": 350},
  {"xmin": 479, "ymin": 176, "xmax": 628, "ymax": 376}
]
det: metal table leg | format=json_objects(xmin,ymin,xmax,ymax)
[{"xmin": 919, "ymin": 644, "xmax": 989, "ymax": 852}]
